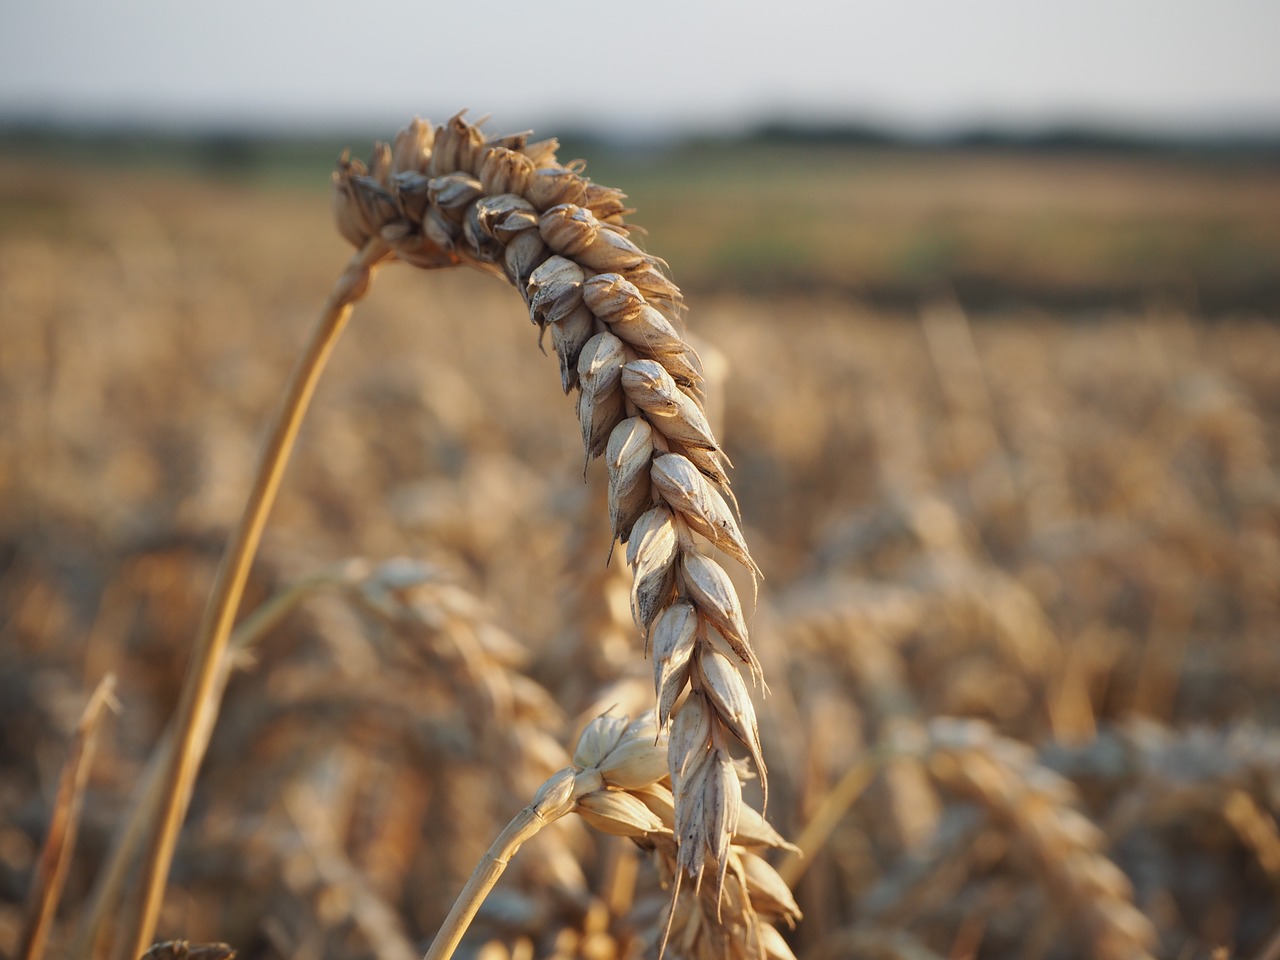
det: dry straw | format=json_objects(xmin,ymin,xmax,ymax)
[
  {"xmin": 111, "ymin": 111, "xmax": 782, "ymax": 959},
  {"xmin": 18, "ymin": 675, "xmax": 116, "ymax": 960}
]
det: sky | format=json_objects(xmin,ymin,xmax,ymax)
[{"xmin": 2, "ymin": 0, "xmax": 1279, "ymax": 138}]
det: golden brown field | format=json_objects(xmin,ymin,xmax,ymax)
[{"xmin": 2, "ymin": 131, "xmax": 1279, "ymax": 960}]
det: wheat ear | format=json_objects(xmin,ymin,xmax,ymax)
[{"xmin": 332, "ymin": 113, "xmax": 769, "ymax": 898}]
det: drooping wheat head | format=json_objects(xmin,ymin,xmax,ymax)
[{"xmin": 332, "ymin": 113, "xmax": 770, "ymax": 905}]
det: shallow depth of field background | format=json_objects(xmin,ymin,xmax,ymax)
[{"xmin": 3, "ymin": 93, "xmax": 1280, "ymax": 960}]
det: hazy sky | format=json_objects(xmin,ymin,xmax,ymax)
[{"xmin": 2, "ymin": 0, "xmax": 1278, "ymax": 136}]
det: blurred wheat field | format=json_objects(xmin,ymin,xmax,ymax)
[{"xmin": 1, "ymin": 138, "xmax": 1279, "ymax": 960}]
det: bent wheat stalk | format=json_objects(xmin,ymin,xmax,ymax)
[
  {"xmin": 121, "ymin": 111, "xmax": 772, "ymax": 956},
  {"xmin": 925, "ymin": 719, "xmax": 1156, "ymax": 960}
]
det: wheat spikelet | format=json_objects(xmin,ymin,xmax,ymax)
[
  {"xmin": 566, "ymin": 715, "xmax": 799, "ymax": 960},
  {"xmin": 333, "ymin": 113, "xmax": 769, "ymax": 898},
  {"xmin": 780, "ymin": 567, "xmax": 1059, "ymax": 740},
  {"xmin": 97, "ymin": 554, "xmax": 587, "ymax": 960}
]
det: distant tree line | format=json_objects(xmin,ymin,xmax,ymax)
[
  {"xmin": 742, "ymin": 118, "xmax": 1280, "ymax": 157},
  {"xmin": 2, "ymin": 115, "xmax": 1278, "ymax": 170}
]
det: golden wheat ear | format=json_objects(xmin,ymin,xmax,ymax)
[{"xmin": 332, "ymin": 112, "xmax": 773, "ymax": 889}]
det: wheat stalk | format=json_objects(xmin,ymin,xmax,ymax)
[
  {"xmin": 332, "ymin": 112, "xmax": 770, "ymax": 903},
  {"xmin": 77, "ymin": 560, "xmax": 378, "ymax": 959},
  {"xmin": 18, "ymin": 674, "xmax": 116, "ymax": 960},
  {"xmin": 112, "ymin": 111, "xmax": 773, "ymax": 957}
]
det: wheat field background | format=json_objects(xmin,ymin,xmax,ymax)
[{"xmin": 2, "ymin": 133, "xmax": 1279, "ymax": 959}]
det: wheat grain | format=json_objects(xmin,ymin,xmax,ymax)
[
  {"xmin": 569, "ymin": 715, "xmax": 800, "ymax": 960},
  {"xmin": 9, "ymin": 139, "xmax": 1280, "ymax": 960}
]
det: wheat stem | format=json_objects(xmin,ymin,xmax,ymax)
[
  {"xmin": 778, "ymin": 757, "xmax": 876, "ymax": 888},
  {"xmin": 422, "ymin": 774, "xmax": 578, "ymax": 960},
  {"xmin": 75, "ymin": 563, "xmax": 367, "ymax": 959},
  {"xmin": 18, "ymin": 674, "xmax": 116, "ymax": 960},
  {"xmin": 121, "ymin": 239, "xmax": 391, "ymax": 960}
]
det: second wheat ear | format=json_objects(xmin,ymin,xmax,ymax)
[{"xmin": 331, "ymin": 112, "xmax": 771, "ymax": 894}]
